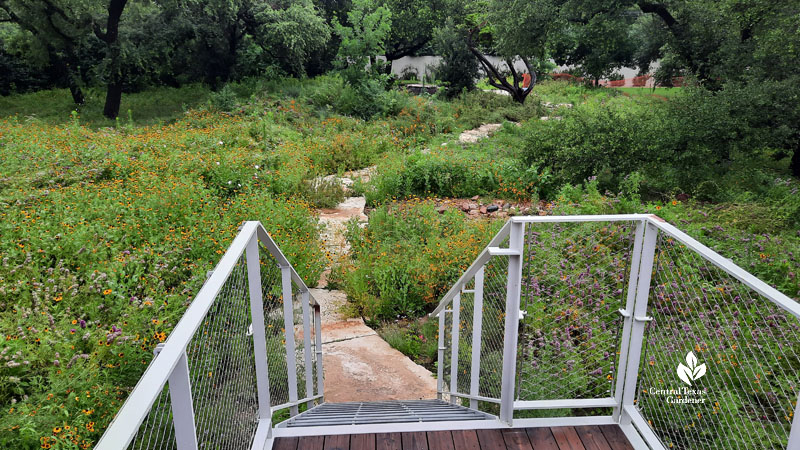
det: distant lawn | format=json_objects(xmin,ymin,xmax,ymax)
[
  {"xmin": 0, "ymin": 83, "xmax": 214, "ymax": 127},
  {"xmin": 613, "ymin": 86, "xmax": 683, "ymax": 98}
]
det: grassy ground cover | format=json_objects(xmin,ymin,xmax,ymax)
[
  {"xmin": 613, "ymin": 86, "xmax": 682, "ymax": 98},
  {"xmin": 1, "ymin": 78, "xmax": 799, "ymax": 448}
]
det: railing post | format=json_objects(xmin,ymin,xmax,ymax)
[
  {"xmin": 449, "ymin": 293, "xmax": 461, "ymax": 404},
  {"xmin": 314, "ymin": 304, "xmax": 324, "ymax": 400},
  {"xmin": 245, "ymin": 236, "xmax": 272, "ymax": 430},
  {"xmin": 469, "ymin": 267, "xmax": 485, "ymax": 410},
  {"xmin": 788, "ymin": 390, "xmax": 800, "ymax": 449},
  {"xmin": 300, "ymin": 290, "xmax": 314, "ymax": 401},
  {"xmin": 169, "ymin": 352, "xmax": 199, "ymax": 450},
  {"xmin": 499, "ymin": 220, "xmax": 525, "ymax": 425},
  {"xmin": 280, "ymin": 265, "xmax": 299, "ymax": 416},
  {"xmin": 619, "ymin": 221, "xmax": 659, "ymax": 427},
  {"xmin": 612, "ymin": 220, "xmax": 645, "ymax": 421},
  {"xmin": 437, "ymin": 310, "xmax": 447, "ymax": 400}
]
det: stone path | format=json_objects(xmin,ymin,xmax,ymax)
[
  {"xmin": 313, "ymin": 167, "xmax": 438, "ymax": 403},
  {"xmin": 458, "ymin": 123, "xmax": 503, "ymax": 143}
]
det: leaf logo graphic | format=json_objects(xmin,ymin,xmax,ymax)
[{"xmin": 676, "ymin": 351, "xmax": 707, "ymax": 386}]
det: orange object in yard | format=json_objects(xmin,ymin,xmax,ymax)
[{"xmin": 522, "ymin": 73, "xmax": 532, "ymax": 88}]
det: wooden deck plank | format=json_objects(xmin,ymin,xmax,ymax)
[
  {"xmin": 501, "ymin": 429, "xmax": 534, "ymax": 450},
  {"xmin": 298, "ymin": 435, "xmax": 326, "ymax": 450},
  {"xmin": 426, "ymin": 431, "xmax": 455, "ymax": 450},
  {"xmin": 551, "ymin": 427, "xmax": 586, "ymax": 450},
  {"xmin": 351, "ymin": 433, "xmax": 376, "ymax": 450},
  {"xmin": 525, "ymin": 428, "xmax": 559, "ymax": 450},
  {"xmin": 275, "ymin": 425, "xmax": 632, "ymax": 450},
  {"xmin": 451, "ymin": 430, "xmax": 481, "ymax": 450},
  {"xmin": 575, "ymin": 426, "xmax": 612, "ymax": 450},
  {"xmin": 272, "ymin": 437, "xmax": 299, "ymax": 450},
  {"xmin": 401, "ymin": 431, "xmax": 429, "ymax": 450},
  {"xmin": 376, "ymin": 432, "xmax": 402, "ymax": 450},
  {"xmin": 476, "ymin": 429, "xmax": 507, "ymax": 450},
  {"xmin": 597, "ymin": 425, "xmax": 635, "ymax": 450},
  {"xmin": 324, "ymin": 434, "xmax": 351, "ymax": 450}
]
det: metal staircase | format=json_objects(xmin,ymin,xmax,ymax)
[{"xmin": 97, "ymin": 216, "xmax": 800, "ymax": 450}]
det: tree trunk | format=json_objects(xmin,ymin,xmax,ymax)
[
  {"xmin": 69, "ymin": 84, "xmax": 85, "ymax": 105},
  {"xmin": 61, "ymin": 60, "xmax": 85, "ymax": 105},
  {"xmin": 97, "ymin": 0, "xmax": 128, "ymax": 119},
  {"xmin": 791, "ymin": 148, "xmax": 800, "ymax": 178},
  {"xmin": 103, "ymin": 82, "xmax": 123, "ymax": 119}
]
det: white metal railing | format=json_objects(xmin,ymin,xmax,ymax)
[
  {"xmin": 432, "ymin": 214, "xmax": 800, "ymax": 449},
  {"xmin": 97, "ymin": 221, "xmax": 323, "ymax": 450}
]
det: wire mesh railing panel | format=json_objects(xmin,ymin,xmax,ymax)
[
  {"xmin": 456, "ymin": 289, "xmax": 475, "ymax": 397},
  {"xmin": 442, "ymin": 309, "xmax": 453, "ymax": 395},
  {"xmin": 126, "ymin": 384, "xmax": 177, "ymax": 450},
  {"xmin": 311, "ymin": 306, "xmax": 319, "ymax": 399},
  {"xmin": 187, "ymin": 255, "xmax": 258, "ymax": 450},
  {"xmin": 478, "ymin": 254, "xmax": 510, "ymax": 401},
  {"xmin": 259, "ymin": 246, "xmax": 289, "ymax": 408},
  {"xmin": 292, "ymin": 280, "xmax": 309, "ymax": 400},
  {"xmin": 516, "ymin": 221, "xmax": 636, "ymax": 402},
  {"xmin": 636, "ymin": 232, "xmax": 800, "ymax": 450}
]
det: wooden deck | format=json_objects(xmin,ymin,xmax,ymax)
[{"xmin": 272, "ymin": 425, "xmax": 635, "ymax": 450}]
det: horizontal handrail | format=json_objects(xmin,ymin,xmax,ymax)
[
  {"xmin": 646, "ymin": 215, "xmax": 800, "ymax": 319},
  {"xmin": 510, "ymin": 214, "xmax": 651, "ymax": 223}
]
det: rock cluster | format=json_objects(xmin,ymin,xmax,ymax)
[
  {"xmin": 543, "ymin": 102, "xmax": 574, "ymax": 109},
  {"xmin": 432, "ymin": 196, "xmax": 538, "ymax": 219}
]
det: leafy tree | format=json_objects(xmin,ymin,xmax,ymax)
[
  {"xmin": 0, "ymin": 23, "xmax": 53, "ymax": 95},
  {"xmin": 433, "ymin": 18, "xmax": 479, "ymax": 97},
  {"xmin": 95, "ymin": 0, "xmax": 128, "ymax": 118},
  {"xmin": 549, "ymin": 1, "xmax": 637, "ymax": 85},
  {"xmin": 307, "ymin": 0, "xmax": 351, "ymax": 75},
  {"xmin": 0, "ymin": 0, "xmax": 94, "ymax": 104},
  {"xmin": 466, "ymin": 0, "xmax": 557, "ymax": 103},
  {"xmin": 251, "ymin": 0, "xmax": 331, "ymax": 77},
  {"xmin": 180, "ymin": 0, "xmax": 330, "ymax": 88},
  {"xmin": 0, "ymin": 0, "xmax": 134, "ymax": 118},
  {"xmin": 381, "ymin": 0, "xmax": 452, "ymax": 69},
  {"xmin": 333, "ymin": 0, "xmax": 391, "ymax": 85}
]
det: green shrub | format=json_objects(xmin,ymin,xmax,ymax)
[
  {"xmin": 366, "ymin": 131, "xmax": 552, "ymax": 205},
  {"xmin": 433, "ymin": 19, "xmax": 480, "ymax": 98},
  {"xmin": 299, "ymin": 177, "xmax": 346, "ymax": 208},
  {"xmin": 378, "ymin": 319, "xmax": 439, "ymax": 369},
  {"xmin": 340, "ymin": 201, "xmax": 504, "ymax": 320},
  {"xmin": 208, "ymin": 84, "xmax": 240, "ymax": 112},
  {"xmin": 521, "ymin": 98, "xmax": 665, "ymax": 192}
]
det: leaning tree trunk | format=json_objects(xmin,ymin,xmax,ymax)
[
  {"xmin": 466, "ymin": 30, "xmax": 534, "ymax": 104},
  {"xmin": 51, "ymin": 50, "xmax": 85, "ymax": 105}
]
